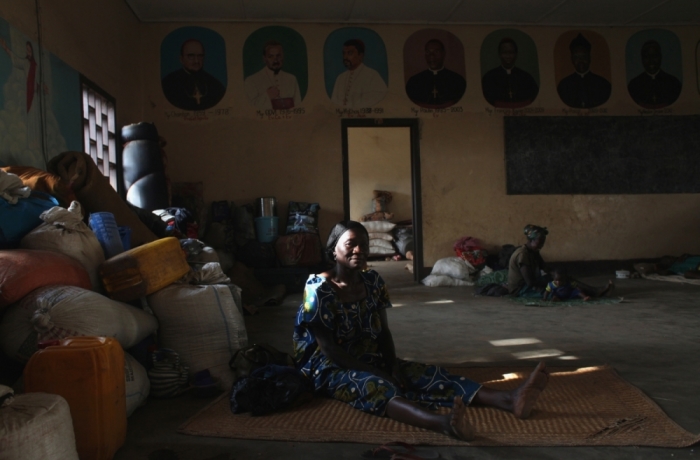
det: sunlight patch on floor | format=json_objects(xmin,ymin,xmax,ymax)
[
  {"xmin": 513, "ymin": 349, "xmax": 564, "ymax": 359},
  {"xmin": 490, "ymin": 338, "xmax": 542, "ymax": 347},
  {"xmin": 424, "ymin": 300, "xmax": 454, "ymax": 304}
]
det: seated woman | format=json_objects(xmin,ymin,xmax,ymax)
[
  {"xmin": 293, "ymin": 220, "xmax": 549, "ymax": 441},
  {"xmin": 507, "ymin": 224, "xmax": 551, "ymax": 297}
]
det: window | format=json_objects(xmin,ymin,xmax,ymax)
[{"xmin": 81, "ymin": 78, "xmax": 119, "ymax": 192}]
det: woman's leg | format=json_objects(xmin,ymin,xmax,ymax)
[
  {"xmin": 471, "ymin": 361, "xmax": 549, "ymax": 419},
  {"xmin": 386, "ymin": 396, "xmax": 474, "ymax": 441}
]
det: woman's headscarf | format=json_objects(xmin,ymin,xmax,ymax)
[
  {"xmin": 523, "ymin": 224, "xmax": 549, "ymax": 241},
  {"xmin": 325, "ymin": 220, "xmax": 368, "ymax": 262}
]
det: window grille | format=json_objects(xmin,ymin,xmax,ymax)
[{"xmin": 82, "ymin": 80, "xmax": 118, "ymax": 191}]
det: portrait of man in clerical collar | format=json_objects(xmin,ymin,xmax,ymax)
[
  {"xmin": 626, "ymin": 29, "xmax": 683, "ymax": 109},
  {"xmin": 554, "ymin": 30, "xmax": 611, "ymax": 109},
  {"xmin": 324, "ymin": 27, "xmax": 389, "ymax": 110},
  {"xmin": 403, "ymin": 29, "xmax": 466, "ymax": 109},
  {"xmin": 161, "ymin": 27, "xmax": 227, "ymax": 112},
  {"xmin": 242, "ymin": 26, "xmax": 309, "ymax": 112},
  {"xmin": 480, "ymin": 29, "xmax": 540, "ymax": 109}
]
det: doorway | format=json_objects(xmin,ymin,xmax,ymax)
[{"xmin": 341, "ymin": 119, "xmax": 423, "ymax": 281}]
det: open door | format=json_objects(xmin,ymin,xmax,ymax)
[{"xmin": 341, "ymin": 118, "xmax": 423, "ymax": 281}]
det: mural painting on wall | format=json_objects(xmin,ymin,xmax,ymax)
[
  {"xmin": 554, "ymin": 31, "xmax": 611, "ymax": 110},
  {"xmin": 480, "ymin": 29, "xmax": 539, "ymax": 109},
  {"xmin": 626, "ymin": 29, "xmax": 682, "ymax": 110},
  {"xmin": 243, "ymin": 26, "xmax": 307, "ymax": 117},
  {"xmin": 161, "ymin": 27, "xmax": 227, "ymax": 113},
  {"xmin": 0, "ymin": 16, "xmax": 81, "ymax": 169},
  {"xmin": 403, "ymin": 29, "xmax": 466, "ymax": 110},
  {"xmin": 324, "ymin": 28, "xmax": 388, "ymax": 113}
]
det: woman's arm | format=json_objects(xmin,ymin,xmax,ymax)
[
  {"xmin": 309, "ymin": 323, "xmax": 397, "ymax": 384},
  {"xmin": 520, "ymin": 264, "xmax": 544, "ymax": 289}
]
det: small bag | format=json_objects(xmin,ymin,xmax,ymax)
[
  {"xmin": 229, "ymin": 343, "xmax": 294, "ymax": 381},
  {"xmin": 147, "ymin": 348, "xmax": 190, "ymax": 398},
  {"xmin": 229, "ymin": 364, "xmax": 313, "ymax": 416}
]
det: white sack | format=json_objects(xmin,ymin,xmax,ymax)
[
  {"xmin": 20, "ymin": 201, "xmax": 105, "ymax": 291},
  {"xmin": 0, "ymin": 392, "xmax": 79, "ymax": 460},
  {"xmin": 430, "ymin": 257, "xmax": 476, "ymax": 281},
  {"xmin": 361, "ymin": 221, "xmax": 396, "ymax": 233},
  {"xmin": 0, "ymin": 285, "xmax": 158, "ymax": 362},
  {"xmin": 421, "ymin": 274, "xmax": 474, "ymax": 287},
  {"xmin": 369, "ymin": 239, "xmax": 394, "ymax": 251},
  {"xmin": 148, "ymin": 284, "xmax": 248, "ymax": 391},
  {"xmin": 368, "ymin": 232, "xmax": 393, "ymax": 241},
  {"xmin": 124, "ymin": 352, "xmax": 149, "ymax": 417}
]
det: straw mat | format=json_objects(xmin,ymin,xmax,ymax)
[{"xmin": 178, "ymin": 365, "xmax": 700, "ymax": 447}]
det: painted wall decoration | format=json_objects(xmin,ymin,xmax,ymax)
[
  {"xmin": 403, "ymin": 29, "xmax": 466, "ymax": 109},
  {"xmin": 626, "ymin": 29, "xmax": 682, "ymax": 109},
  {"xmin": 324, "ymin": 28, "xmax": 388, "ymax": 109},
  {"xmin": 0, "ymin": 16, "xmax": 81, "ymax": 169},
  {"xmin": 161, "ymin": 27, "xmax": 227, "ymax": 111},
  {"xmin": 243, "ymin": 26, "xmax": 307, "ymax": 111},
  {"xmin": 480, "ymin": 29, "xmax": 539, "ymax": 109},
  {"xmin": 554, "ymin": 31, "xmax": 611, "ymax": 109}
]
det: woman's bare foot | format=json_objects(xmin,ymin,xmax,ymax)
[
  {"xmin": 582, "ymin": 295, "xmax": 591, "ymax": 301},
  {"xmin": 512, "ymin": 361, "xmax": 549, "ymax": 419},
  {"xmin": 599, "ymin": 280, "xmax": 615, "ymax": 297},
  {"xmin": 443, "ymin": 397, "xmax": 475, "ymax": 441}
]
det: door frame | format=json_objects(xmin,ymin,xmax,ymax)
[{"xmin": 341, "ymin": 118, "xmax": 424, "ymax": 282}]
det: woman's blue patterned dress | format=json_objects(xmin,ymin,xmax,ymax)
[{"xmin": 293, "ymin": 269, "xmax": 481, "ymax": 416}]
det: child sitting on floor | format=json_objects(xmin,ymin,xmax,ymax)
[{"xmin": 543, "ymin": 267, "xmax": 590, "ymax": 302}]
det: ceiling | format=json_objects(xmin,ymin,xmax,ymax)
[{"xmin": 124, "ymin": 0, "xmax": 700, "ymax": 26}]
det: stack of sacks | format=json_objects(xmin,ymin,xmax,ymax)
[
  {"xmin": 100, "ymin": 237, "xmax": 249, "ymax": 392},
  {"xmin": 0, "ymin": 249, "xmax": 158, "ymax": 417},
  {"xmin": 361, "ymin": 220, "xmax": 396, "ymax": 258},
  {"xmin": 421, "ymin": 257, "xmax": 477, "ymax": 287}
]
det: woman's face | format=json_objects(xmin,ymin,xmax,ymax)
[
  {"xmin": 334, "ymin": 228, "xmax": 369, "ymax": 269},
  {"xmin": 528, "ymin": 236, "xmax": 546, "ymax": 251}
]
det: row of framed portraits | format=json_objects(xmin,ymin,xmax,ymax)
[{"xmin": 160, "ymin": 26, "xmax": 692, "ymax": 112}]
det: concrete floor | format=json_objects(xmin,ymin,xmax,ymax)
[{"xmin": 114, "ymin": 261, "xmax": 700, "ymax": 460}]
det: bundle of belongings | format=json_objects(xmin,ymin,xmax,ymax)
[
  {"xmin": 0, "ymin": 153, "xmax": 252, "ymax": 431},
  {"xmin": 362, "ymin": 190, "xmax": 394, "ymax": 222},
  {"xmin": 421, "ymin": 237, "xmax": 487, "ymax": 287}
]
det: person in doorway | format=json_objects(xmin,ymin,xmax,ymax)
[
  {"xmin": 293, "ymin": 220, "xmax": 549, "ymax": 440},
  {"xmin": 405, "ymin": 39, "xmax": 466, "ymax": 108},
  {"xmin": 481, "ymin": 37, "xmax": 539, "ymax": 108},
  {"xmin": 244, "ymin": 40, "xmax": 301, "ymax": 110},
  {"xmin": 161, "ymin": 38, "xmax": 226, "ymax": 111},
  {"xmin": 627, "ymin": 40, "xmax": 682, "ymax": 109},
  {"xmin": 556, "ymin": 33, "xmax": 611, "ymax": 109},
  {"xmin": 330, "ymin": 39, "xmax": 387, "ymax": 108}
]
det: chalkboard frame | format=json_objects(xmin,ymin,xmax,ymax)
[{"xmin": 504, "ymin": 115, "xmax": 700, "ymax": 195}]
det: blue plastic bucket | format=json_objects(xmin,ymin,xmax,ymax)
[
  {"xmin": 89, "ymin": 212, "xmax": 124, "ymax": 259},
  {"xmin": 254, "ymin": 216, "xmax": 279, "ymax": 243}
]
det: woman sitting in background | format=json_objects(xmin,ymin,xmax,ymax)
[
  {"xmin": 507, "ymin": 224, "xmax": 551, "ymax": 297},
  {"xmin": 293, "ymin": 220, "xmax": 549, "ymax": 440}
]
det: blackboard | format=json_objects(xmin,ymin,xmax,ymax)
[{"xmin": 504, "ymin": 115, "xmax": 700, "ymax": 194}]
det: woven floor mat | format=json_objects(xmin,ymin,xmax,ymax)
[
  {"xmin": 508, "ymin": 296, "xmax": 625, "ymax": 307},
  {"xmin": 178, "ymin": 365, "xmax": 700, "ymax": 447}
]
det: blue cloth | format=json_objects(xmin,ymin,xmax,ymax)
[
  {"xmin": 545, "ymin": 281, "xmax": 583, "ymax": 300},
  {"xmin": 293, "ymin": 270, "xmax": 481, "ymax": 416}
]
